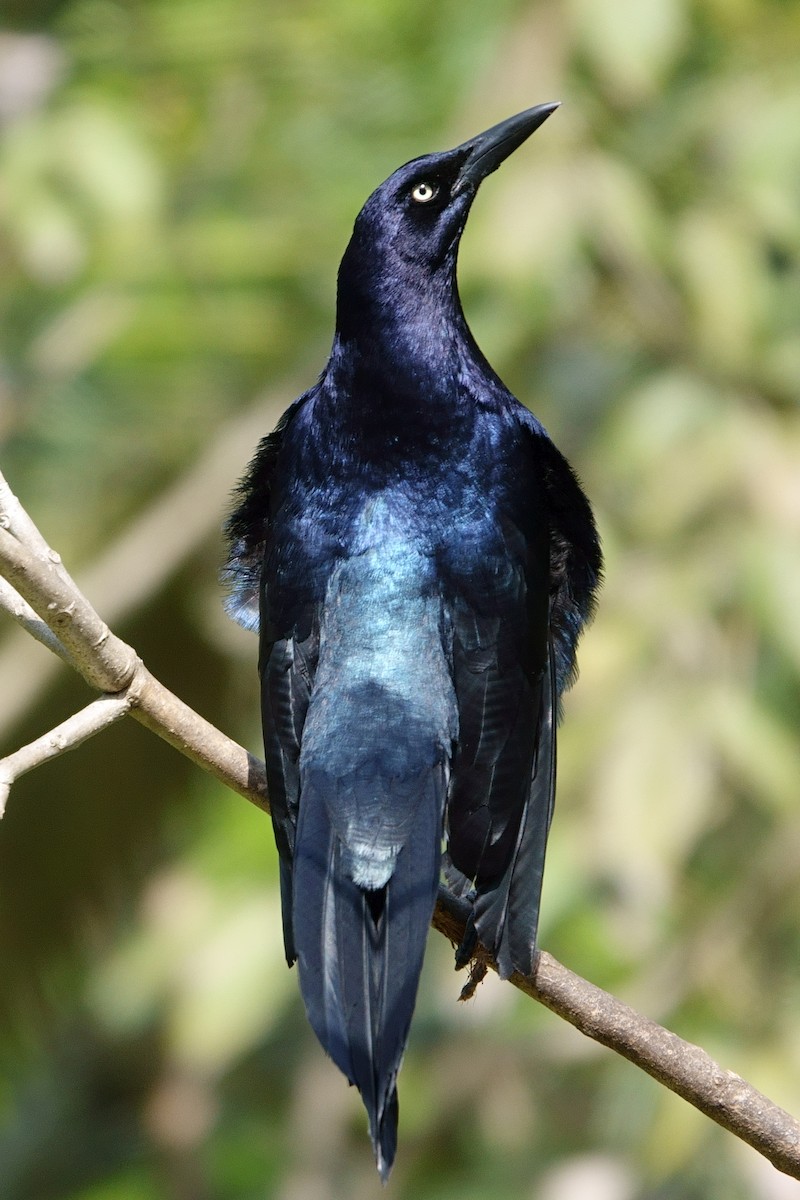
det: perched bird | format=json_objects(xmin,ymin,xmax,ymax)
[{"xmin": 224, "ymin": 103, "xmax": 601, "ymax": 1180}]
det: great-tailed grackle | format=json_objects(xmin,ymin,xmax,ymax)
[{"xmin": 224, "ymin": 103, "xmax": 601, "ymax": 1179}]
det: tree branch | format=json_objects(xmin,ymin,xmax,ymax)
[
  {"xmin": 1, "ymin": 466, "xmax": 798, "ymax": 1180},
  {"xmin": 0, "ymin": 385, "xmax": 298, "ymax": 738},
  {"xmin": 0, "ymin": 472, "xmax": 267, "ymax": 810},
  {"xmin": 523, "ymin": 954, "xmax": 800, "ymax": 1178},
  {"xmin": 433, "ymin": 891, "xmax": 800, "ymax": 1177}
]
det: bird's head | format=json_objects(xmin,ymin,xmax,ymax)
[{"xmin": 337, "ymin": 102, "xmax": 560, "ymax": 315}]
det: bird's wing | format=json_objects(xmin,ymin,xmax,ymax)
[
  {"xmin": 444, "ymin": 420, "xmax": 601, "ymax": 979},
  {"xmin": 223, "ymin": 391, "xmax": 319, "ymax": 964},
  {"xmin": 444, "ymin": 553, "xmax": 554, "ymax": 980},
  {"xmin": 261, "ymin": 628, "xmax": 320, "ymax": 964}
]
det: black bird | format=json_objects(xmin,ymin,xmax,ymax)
[{"xmin": 224, "ymin": 103, "xmax": 601, "ymax": 1180}]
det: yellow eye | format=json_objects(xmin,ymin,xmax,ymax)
[{"xmin": 411, "ymin": 181, "xmax": 439, "ymax": 204}]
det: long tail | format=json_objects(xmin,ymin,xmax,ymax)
[{"xmin": 291, "ymin": 771, "xmax": 442, "ymax": 1180}]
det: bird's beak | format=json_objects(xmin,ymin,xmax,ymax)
[{"xmin": 452, "ymin": 102, "xmax": 560, "ymax": 194}]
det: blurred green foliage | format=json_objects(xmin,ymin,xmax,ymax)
[{"xmin": 1, "ymin": 1, "xmax": 799, "ymax": 1197}]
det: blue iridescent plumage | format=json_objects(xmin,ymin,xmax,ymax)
[{"xmin": 225, "ymin": 104, "xmax": 601, "ymax": 1179}]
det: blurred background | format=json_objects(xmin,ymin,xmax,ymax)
[{"xmin": 1, "ymin": 1, "xmax": 799, "ymax": 1197}]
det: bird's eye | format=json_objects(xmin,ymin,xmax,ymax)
[{"xmin": 410, "ymin": 181, "xmax": 439, "ymax": 204}]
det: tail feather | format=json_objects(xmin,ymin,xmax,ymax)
[{"xmin": 292, "ymin": 771, "xmax": 442, "ymax": 1180}]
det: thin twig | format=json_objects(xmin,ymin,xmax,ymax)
[
  {"xmin": 0, "ymin": 575, "xmax": 73, "ymax": 665},
  {"xmin": 0, "ymin": 694, "xmax": 129, "ymax": 816}
]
